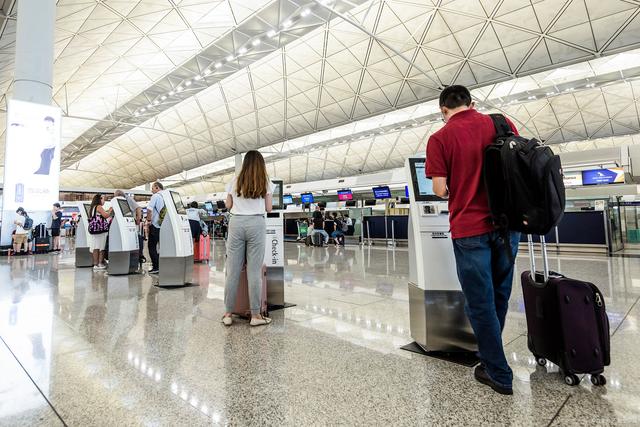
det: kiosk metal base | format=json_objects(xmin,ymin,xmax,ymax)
[
  {"xmin": 108, "ymin": 250, "xmax": 139, "ymax": 275},
  {"xmin": 75, "ymin": 248, "xmax": 93, "ymax": 268},
  {"xmin": 265, "ymin": 267, "xmax": 295, "ymax": 311},
  {"xmin": 158, "ymin": 255, "xmax": 194, "ymax": 287},
  {"xmin": 400, "ymin": 341, "xmax": 479, "ymax": 367},
  {"xmin": 408, "ymin": 282, "xmax": 477, "ymax": 353}
]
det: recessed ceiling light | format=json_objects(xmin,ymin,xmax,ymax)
[
  {"xmin": 153, "ymin": 100, "xmax": 159, "ymax": 105},
  {"xmin": 194, "ymin": 75, "xmax": 202, "ymax": 81},
  {"xmin": 252, "ymin": 39, "xmax": 261, "ymax": 46},
  {"xmin": 140, "ymin": 108, "xmax": 146, "ymax": 112},
  {"xmin": 134, "ymin": 112, "xmax": 140, "ymax": 117},
  {"xmin": 267, "ymin": 29, "xmax": 277, "ymax": 38},
  {"xmin": 160, "ymin": 95, "xmax": 167, "ymax": 100},
  {"xmin": 169, "ymin": 90, "xmax": 175, "ymax": 96},
  {"xmin": 546, "ymin": 92, "xmax": 554, "ymax": 96},
  {"xmin": 226, "ymin": 54, "xmax": 234, "ymax": 62},
  {"xmin": 238, "ymin": 47, "xmax": 247, "ymax": 55},
  {"xmin": 176, "ymin": 86, "xmax": 183, "ymax": 92},
  {"xmin": 147, "ymin": 104, "xmax": 152, "ymax": 108},
  {"xmin": 184, "ymin": 80, "xmax": 192, "ymax": 87},
  {"xmin": 282, "ymin": 20, "xmax": 293, "ymax": 28},
  {"xmin": 203, "ymin": 68, "xmax": 212, "ymax": 75},
  {"xmin": 214, "ymin": 63, "xmax": 222, "ymax": 69},
  {"xmin": 301, "ymin": 8, "xmax": 311, "ymax": 17}
]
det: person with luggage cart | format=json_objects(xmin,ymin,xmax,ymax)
[
  {"xmin": 221, "ymin": 150, "xmax": 274, "ymax": 327},
  {"xmin": 426, "ymin": 86, "xmax": 520, "ymax": 395}
]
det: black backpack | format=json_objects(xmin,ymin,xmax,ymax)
[
  {"xmin": 23, "ymin": 215, "xmax": 33, "ymax": 230},
  {"xmin": 483, "ymin": 114, "xmax": 565, "ymax": 236}
]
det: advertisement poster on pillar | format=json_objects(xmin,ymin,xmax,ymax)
[{"xmin": 1, "ymin": 100, "xmax": 61, "ymax": 245}]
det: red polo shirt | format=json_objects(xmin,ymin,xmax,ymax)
[{"xmin": 426, "ymin": 109, "xmax": 518, "ymax": 239}]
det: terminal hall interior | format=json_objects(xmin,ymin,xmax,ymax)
[{"xmin": 1, "ymin": 0, "xmax": 640, "ymax": 425}]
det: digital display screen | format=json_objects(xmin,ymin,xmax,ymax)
[
  {"xmin": 582, "ymin": 168, "xmax": 624, "ymax": 185},
  {"xmin": 372, "ymin": 186, "xmax": 391, "ymax": 199},
  {"xmin": 116, "ymin": 198, "xmax": 132, "ymax": 217},
  {"xmin": 272, "ymin": 180, "xmax": 283, "ymax": 210},
  {"xmin": 204, "ymin": 201, "xmax": 214, "ymax": 211},
  {"xmin": 83, "ymin": 203, "xmax": 92, "ymax": 218},
  {"xmin": 301, "ymin": 193, "xmax": 314, "ymax": 204},
  {"xmin": 337, "ymin": 189, "xmax": 353, "ymax": 201},
  {"xmin": 409, "ymin": 158, "xmax": 442, "ymax": 201},
  {"xmin": 283, "ymin": 194, "xmax": 293, "ymax": 205},
  {"xmin": 170, "ymin": 191, "xmax": 186, "ymax": 215}
]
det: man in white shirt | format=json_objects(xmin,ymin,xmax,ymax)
[{"xmin": 145, "ymin": 182, "xmax": 164, "ymax": 274}]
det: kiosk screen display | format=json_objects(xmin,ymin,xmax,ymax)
[
  {"xmin": 408, "ymin": 158, "xmax": 442, "ymax": 201},
  {"xmin": 301, "ymin": 193, "xmax": 314, "ymax": 204},
  {"xmin": 204, "ymin": 201, "xmax": 214, "ymax": 211},
  {"xmin": 372, "ymin": 186, "xmax": 391, "ymax": 199},
  {"xmin": 337, "ymin": 189, "xmax": 353, "ymax": 201},
  {"xmin": 83, "ymin": 203, "xmax": 92, "ymax": 218},
  {"xmin": 283, "ymin": 194, "xmax": 293, "ymax": 205},
  {"xmin": 170, "ymin": 191, "xmax": 186, "ymax": 214},
  {"xmin": 117, "ymin": 199, "xmax": 133, "ymax": 217},
  {"xmin": 272, "ymin": 180, "xmax": 284, "ymax": 210}
]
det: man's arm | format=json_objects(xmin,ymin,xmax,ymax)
[{"xmin": 432, "ymin": 177, "xmax": 448, "ymax": 198}]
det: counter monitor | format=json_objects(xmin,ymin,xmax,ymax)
[
  {"xmin": 372, "ymin": 186, "xmax": 391, "ymax": 199},
  {"xmin": 283, "ymin": 194, "xmax": 293, "ymax": 205},
  {"xmin": 337, "ymin": 189, "xmax": 353, "ymax": 201},
  {"xmin": 301, "ymin": 193, "xmax": 314, "ymax": 204}
]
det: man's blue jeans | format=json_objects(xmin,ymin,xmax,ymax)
[{"xmin": 452, "ymin": 231, "xmax": 520, "ymax": 389}]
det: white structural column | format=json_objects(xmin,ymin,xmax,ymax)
[{"xmin": 13, "ymin": 0, "xmax": 56, "ymax": 104}]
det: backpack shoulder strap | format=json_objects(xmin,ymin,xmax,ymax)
[{"xmin": 489, "ymin": 113, "xmax": 513, "ymax": 138}]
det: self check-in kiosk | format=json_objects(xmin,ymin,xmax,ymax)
[
  {"xmin": 405, "ymin": 156, "xmax": 477, "ymax": 355},
  {"xmin": 107, "ymin": 197, "xmax": 139, "ymax": 275},
  {"xmin": 75, "ymin": 202, "xmax": 92, "ymax": 267},
  {"xmin": 265, "ymin": 180, "xmax": 288, "ymax": 309},
  {"xmin": 158, "ymin": 190, "xmax": 193, "ymax": 286}
]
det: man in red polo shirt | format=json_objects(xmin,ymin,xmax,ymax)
[{"xmin": 426, "ymin": 85, "xmax": 520, "ymax": 395}]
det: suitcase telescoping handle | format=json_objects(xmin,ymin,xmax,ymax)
[{"xmin": 527, "ymin": 235, "xmax": 549, "ymax": 282}]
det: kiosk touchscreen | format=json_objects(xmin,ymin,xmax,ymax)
[
  {"xmin": 158, "ymin": 190, "xmax": 193, "ymax": 286},
  {"xmin": 405, "ymin": 156, "xmax": 476, "ymax": 354},
  {"xmin": 75, "ymin": 202, "xmax": 93, "ymax": 267},
  {"xmin": 108, "ymin": 197, "xmax": 139, "ymax": 275}
]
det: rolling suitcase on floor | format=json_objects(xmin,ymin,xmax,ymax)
[
  {"xmin": 34, "ymin": 223, "xmax": 50, "ymax": 254},
  {"xmin": 232, "ymin": 265, "xmax": 268, "ymax": 318},
  {"xmin": 193, "ymin": 234, "xmax": 210, "ymax": 263},
  {"xmin": 521, "ymin": 235, "xmax": 610, "ymax": 386},
  {"xmin": 313, "ymin": 233, "xmax": 323, "ymax": 247}
]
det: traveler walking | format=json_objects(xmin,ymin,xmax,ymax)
[
  {"xmin": 222, "ymin": 150, "xmax": 274, "ymax": 327},
  {"xmin": 145, "ymin": 182, "xmax": 165, "ymax": 274},
  {"xmin": 426, "ymin": 85, "xmax": 520, "ymax": 395}
]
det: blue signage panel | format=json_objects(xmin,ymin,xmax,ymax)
[
  {"xmin": 301, "ymin": 193, "xmax": 314, "ymax": 204},
  {"xmin": 582, "ymin": 168, "xmax": 624, "ymax": 185},
  {"xmin": 372, "ymin": 186, "xmax": 391, "ymax": 199}
]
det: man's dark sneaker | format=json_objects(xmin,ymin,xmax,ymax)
[{"xmin": 474, "ymin": 365, "xmax": 513, "ymax": 395}]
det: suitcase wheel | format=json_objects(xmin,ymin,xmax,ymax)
[
  {"xmin": 564, "ymin": 374, "xmax": 581, "ymax": 386},
  {"xmin": 535, "ymin": 357, "xmax": 547, "ymax": 367},
  {"xmin": 590, "ymin": 374, "xmax": 606, "ymax": 386}
]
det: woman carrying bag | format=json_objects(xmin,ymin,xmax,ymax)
[
  {"xmin": 222, "ymin": 150, "xmax": 274, "ymax": 327},
  {"xmin": 88, "ymin": 193, "xmax": 112, "ymax": 271}
]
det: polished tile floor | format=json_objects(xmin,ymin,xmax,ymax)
[{"xmin": 0, "ymin": 240, "xmax": 639, "ymax": 426}]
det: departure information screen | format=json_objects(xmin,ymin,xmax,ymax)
[
  {"xmin": 337, "ymin": 189, "xmax": 353, "ymax": 201},
  {"xmin": 372, "ymin": 186, "xmax": 391, "ymax": 199},
  {"xmin": 301, "ymin": 193, "xmax": 314, "ymax": 204}
]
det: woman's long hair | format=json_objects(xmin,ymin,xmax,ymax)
[
  {"xmin": 90, "ymin": 193, "xmax": 103, "ymax": 216},
  {"xmin": 236, "ymin": 150, "xmax": 268, "ymax": 199}
]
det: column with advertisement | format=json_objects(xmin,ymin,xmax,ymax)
[{"xmin": 1, "ymin": 100, "xmax": 62, "ymax": 247}]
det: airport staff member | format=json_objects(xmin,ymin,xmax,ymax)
[
  {"xmin": 145, "ymin": 182, "xmax": 164, "ymax": 275},
  {"xmin": 426, "ymin": 85, "xmax": 520, "ymax": 396}
]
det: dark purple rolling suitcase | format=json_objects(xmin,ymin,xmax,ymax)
[{"xmin": 521, "ymin": 235, "xmax": 610, "ymax": 386}]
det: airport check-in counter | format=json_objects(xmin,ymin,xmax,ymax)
[
  {"xmin": 158, "ymin": 190, "xmax": 193, "ymax": 286},
  {"xmin": 75, "ymin": 202, "xmax": 92, "ymax": 267},
  {"xmin": 405, "ymin": 156, "xmax": 477, "ymax": 353},
  {"xmin": 108, "ymin": 197, "xmax": 139, "ymax": 275}
]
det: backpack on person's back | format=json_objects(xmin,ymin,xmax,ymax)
[{"xmin": 483, "ymin": 114, "xmax": 565, "ymax": 236}]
